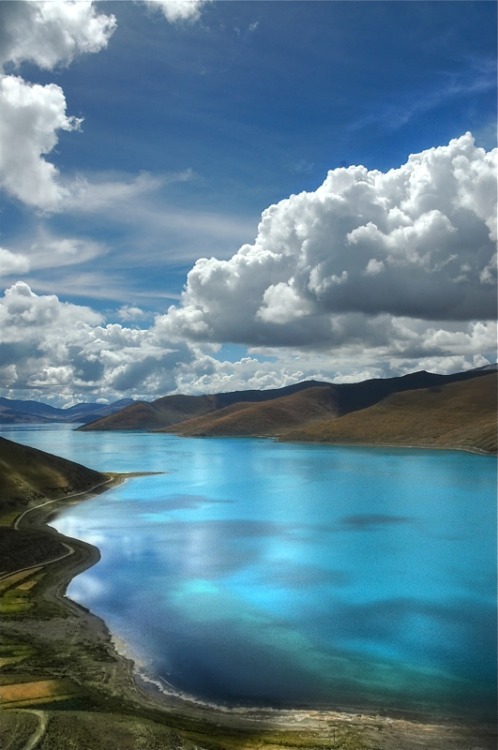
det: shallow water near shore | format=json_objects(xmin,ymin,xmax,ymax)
[{"xmin": 5, "ymin": 424, "xmax": 497, "ymax": 722}]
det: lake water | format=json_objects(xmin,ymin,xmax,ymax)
[{"xmin": 4, "ymin": 425, "xmax": 497, "ymax": 721}]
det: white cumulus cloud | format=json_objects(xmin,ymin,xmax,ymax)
[
  {"xmin": 0, "ymin": 282, "xmax": 192, "ymax": 401},
  {"xmin": 0, "ymin": 0, "xmax": 116, "ymax": 70},
  {"xmin": 159, "ymin": 133, "xmax": 497, "ymax": 349},
  {"xmin": 0, "ymin": 247, "xmax": 29, "ymax": 276},
  {"xmin": 140, "ymin": 0, "xmax": 210, "ymax": 23},
  {"xmin": 0, "ymin": 0, "xmax": 116, "ymax": 211},
  {"xmin": 0, "ymin": 75, "xmax": 82, "ymax": 210}
]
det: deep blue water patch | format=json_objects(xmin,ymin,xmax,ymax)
[{"xmin": 4, "ymin": 425, "xmax": 496, "ymax": 721}]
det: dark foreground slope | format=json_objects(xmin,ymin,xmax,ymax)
[
  {"xmin": 0, "ymin": 436, "xmax": 111, "ymax": 573},
  {"xmin": 0, "ymin": 435, "xmax": 108, "ymax": 510}
]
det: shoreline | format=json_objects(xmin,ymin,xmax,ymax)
[
  {"xmin": 274, "ymin": 434, "xmax": 497, "ymax": 456},
  {"xmin": 2, "ymin": 477, "xmax": 497, "ymax": 749}
]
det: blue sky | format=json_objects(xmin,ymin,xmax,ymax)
[{"xmin": 0, "ymin": 0, "xmax": 496, "ymax": 405}]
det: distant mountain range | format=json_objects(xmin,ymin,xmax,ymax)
[
  {"xmin": 0, "ymin": 398, "xmax": 135, "ymax": 425},
  {"xmin": 79, "ymin": 365, "xmax": 497, "ymax": 454}
]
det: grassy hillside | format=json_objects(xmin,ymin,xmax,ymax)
[
  {"xmin": 162, "ymin": 371, "xmax": 497, "ymax": 454},
  {"xmin": 285, "ymin": 373, "xmax": 497, "ymax": 453},
  {"xmin": 0, "ymin": 436, "xmax": 108, "ymax": 510},
  {"xmin": 0, "ymin": 436, "xmax": 111, "ymax": 573}
]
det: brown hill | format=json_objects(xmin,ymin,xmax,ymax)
[
  {"xmin": 79, "ymin": 381, "xmax": 330, "ymax": 431},
  {"xmin": 0, "ymin": 436, "xmax": 108, "ymax": 511},
  {"xmin": 80, "ymin": 368, "xmax": 493, "ymax": 433},
  {"xmin": 160, "ymin": 386, "xmax": 343, "ymax": 437},
  {"xmin": 78, "ymin": 394, "xmax": 219, "ymax": 431},
  {"xmin": 160, "ymin": 369, "xmax": 496, "ymax": 450},
  {"xmin": 284, "ymin": 372, "xmax": 497, "ymax": 453}
]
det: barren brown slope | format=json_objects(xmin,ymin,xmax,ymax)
[
  {"xmin": 284, "ymin": 372, "xmax": 497, "ymax": 453},
  {"xmin": 161, "ymin": 386, "xmax": 343, "ymax": 437},
  {"xmin": 0, "ymin": 435, "xmax": 108, "ymax": 510},
  {"xmin": 80, "ymin": 381, "xmax": 330, "ymax": 431},
  {"xmin": 81, "ymin": 367, "xmax": 493, "ymax": 433},
  {"xmin": 160, "ymin": 368, "xmax": 496, "ymax": 440},
  {"xmin": 79, "ymin": 394, "xmax": 219, "ymax": 431}
]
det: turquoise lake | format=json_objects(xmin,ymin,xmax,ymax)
[{"xmin": 4, "ymin": 425, "xmax": 497, "ymax": 721}]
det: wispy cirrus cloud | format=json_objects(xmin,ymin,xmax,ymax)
[{"xmin": 353, "ymin": 57, "xmax": 497, "ymax": 134}]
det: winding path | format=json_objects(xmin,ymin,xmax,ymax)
[
  {"xmin": 1, "ymin": 710, "xmax": 47, "ymax": 750},
  {"xmin": 0, "ymin": 479, "xmax": 112, "ymax": 583},
  {"xmin": 20, "ymin": 710, "xmax": 47, "ymax": 750},
  {"xmin": 13, "ymin": 478, "xmax": 112, "ymax": 530}
]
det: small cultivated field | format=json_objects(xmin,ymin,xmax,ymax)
[{"xmin": 0, "ymin": 678, "xmax": 80, "ymax": 707}]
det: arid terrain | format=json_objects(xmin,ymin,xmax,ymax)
[
  {"xmin": 79, "ymin": 368, "xmax": 497, "ymax": 457},
  {"xmin": 0, "ymin": 435, "xmax": 496, "ymax": 749}
]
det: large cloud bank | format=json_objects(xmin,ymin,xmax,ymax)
[
  {"xmin": 2, "ymin": 133, "xmax": 494, "ymax": 404},
  {"xmin": 0, "ymin": 0, "xmax": 116, "ymax": 210},
  {"xmin": 0, "ymin": 2, "xmax": 495, "ymax": 403},
  {"xmin": 0, "ymin": 0, "xmax": 208, "ymax": 211},
  {"xmin": 160, "ymin": 133, "xmax": 496, "ymax": 350}
]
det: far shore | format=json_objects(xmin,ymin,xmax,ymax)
[
  {"xmin": 278, "ymin": 436, "xmax": 497, "ymax": 456},
  {"xmin": 1, "ymin": 473, "xmax": 497, "ymax": 750}
]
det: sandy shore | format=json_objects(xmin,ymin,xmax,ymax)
[{"xmin": 1, "ymin": 479, "xmax": 496, "ymax": 750}]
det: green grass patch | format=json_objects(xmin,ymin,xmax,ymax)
[
  {"xmin": 0, "ymin": 642, "xmax": 33, "ymax": 667},
  {"xmin": 0, "ymin": 588, "xmax": 33, "ymax": 614}
]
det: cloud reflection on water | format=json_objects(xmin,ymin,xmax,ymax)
[{"xmin": 51, "ymin": 437, "xmax": 497, "ymax": 721}]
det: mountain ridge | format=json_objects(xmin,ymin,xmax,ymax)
[
  {"xmin": 3, "ymin": 366, "xmax": 495, "ymax": 454},
  {"xmin": 0, "ymin": 397, "xmax": 135, "ymax": 425},
  {"xmin": 283, "ymin": 373, "xmax": 497, "ymax": 454},
  {"xmin": 78, "ymin": 380, "xmax": 331, "ymax": 431},
  {"xmin": 79, "ymin": 367, "xmax": 496, "ymax": 448},
  {"xmin": 158, "ymin": 371, "xmax": 496, "ymax": 454}
]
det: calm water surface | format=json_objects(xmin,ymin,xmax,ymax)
[{"xmin": 4, "ymin": 425, "xmax": 497, "ymax": 720}]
